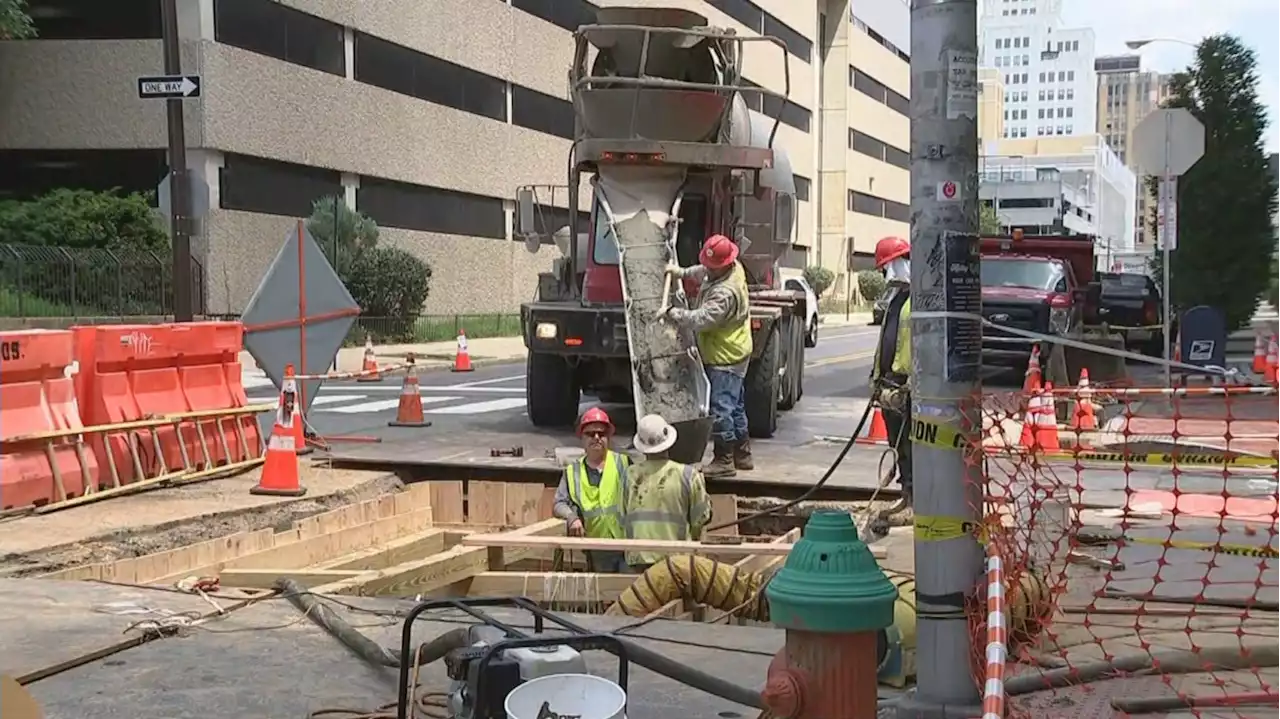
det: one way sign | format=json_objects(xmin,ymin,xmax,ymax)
[{"xmin": 137, "ymin": 74, "xmax": 201, "ymax": 100}]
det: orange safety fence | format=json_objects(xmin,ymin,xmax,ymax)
[
  {"xmin": 0, "ymin": 323, "xmax": 274, "ymax": 515},
  {"xmin": 964, "ymin": 382, "xmax": 1278, "ymax": 719}
]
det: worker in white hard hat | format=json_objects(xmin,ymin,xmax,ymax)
[{"xmin": 623, "ymin": 414, "xmax": 712, "ymax": 573}]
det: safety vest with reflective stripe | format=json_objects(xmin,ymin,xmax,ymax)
[
  {"xmin": 565, "ymin": 451, "xmax": 629, "ymax": 540},
  {"xmin": 624, "ymin": 459, "xmax": 711, "ymax": 566},
  {"xmin": 696, "ymin": 262, "xmax": 753, "ymax": 366}
]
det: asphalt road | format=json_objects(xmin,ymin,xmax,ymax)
[{"xmin": 244, "ymin": 322, "xmax": 886, "ymax": 442}]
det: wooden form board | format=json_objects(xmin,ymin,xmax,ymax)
[{"xmin": 457, "ymin": 532, "xmax": 890, "ymax": 559}]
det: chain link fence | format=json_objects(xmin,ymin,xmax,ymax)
[{"xmin": 0, "ymin": 243, "xmax": 205, "ymax": 318}]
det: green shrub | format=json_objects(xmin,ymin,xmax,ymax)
[
  {"xmin": 0, "ymin": 188, "xmax": 167, "ymax": 252},
  {"xmin": 345, "ymin": 246, "xmax": 432, "ymax": 341},
  {"xmin": 802, "ymin": 265, "xmax": 835, "ymax": 297},
  {"xmin": 856, "ymin": 270, "xmax": 886, "ymax": 302}
]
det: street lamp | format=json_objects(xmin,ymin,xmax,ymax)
[{"xmin": 1125, "ymin": 38, "xmax": 1197, "ymax": 50}]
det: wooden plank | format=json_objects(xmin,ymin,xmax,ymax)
[
  {"xmin": 315, "ymin": 529, "xmax": 449, "ymax": 571},
  {"xmin": 538, "ymin": 486, "xmax": 557, "ymax": 519},
  {"xmin": 735, "ymin": 527, "xmax": 802, "ymax": 574},
  {"xmin": 429, "ymin": 481, "xmax": 465, "ymax": 523},
  {"xmin": 707, "ymin": 495, "xmax": 738, "ymax": 536},
  {"xmin": 39, "ymin": 527, "xmax": 278, "ymax": 584},
  {"xmin": 456, "ymin": 533, "xmax": 868, "ymax": 558},
  {"xmin": 315, "ymin": 518, "xmax": 566, "ymax": 597},
  {"xmin": 504, "ymin": 483, "xmax": 545, "ymax": 527},
  {"xmin": 469, "ymin": 481, "xmax": 507, "ymax": 525},
  {"xmin": 150, "ymin": 508, "xmax": 435, "ymax": 585},
  {"xmin": 219, "ymin": 568, "xmax": 363, "ymax": 589},
  {"xmin": 464, "ymin": 572, "xmax": 637, "ymax": 602}
]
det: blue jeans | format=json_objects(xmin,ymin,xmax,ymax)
[{"xmin": 707, "ymin": 367, "xmax": 748, "ymax": 445}]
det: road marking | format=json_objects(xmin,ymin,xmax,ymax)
[
  {"xmin": 310, "ymin": 394, "xmax": 367, "ymax": 406},
  {"xmin": 805, "ymin": 349, "xmax": 876, "ymax": 369},
  {"xmin": 449, "ymin": 373, "xmax": 527, "ymax": 389},
  {"xmin": 343, "ymin": 385, "xmax": 524, "ymax": 394},
  {"xmin": 323, "ymin": 395, "xmax": 460, "ymax": 414},
  {"xmin": 820, "ymin": 329, "xmax": 882, "ymax": 340},
  {"xmin": 242, "ymin": 372, "xmax": 275, "ymax": 389},
  {"xmin": 427, "ymin": 397, "xmax": 528, "ymax": 414}
]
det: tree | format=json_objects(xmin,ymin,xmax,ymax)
[
  {"xmin": 306, "ymin": 195, "xmax": 379, "ymax": 278},
  {"xmin": 0, "ymin": 0, "xmax": 35, "ymax": 40},
  {"xmin": 802, "ymin": 265, "xmax": 835, "ymax": 297},
  {"xmin": 1148, "ymin": 35, "xmax": 1278, "ymax": 330},
  {"xmin": 856, "ymin": 269, "xmax": 886, "ymax": 302},
  {"xmin": 980, "ymin": 203, "xmax": 1003, "ymax": 235},
  {"xmin": 0, "ymin": 188, "xmax": 168, "ymax": 252}
]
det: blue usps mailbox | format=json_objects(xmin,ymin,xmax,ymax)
[{"xmin": 1177, "ymin": 305, "xmax": 1227, "ymax": 371}]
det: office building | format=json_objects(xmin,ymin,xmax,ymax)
[
  {"xmin": 0, "ymin": 0, "xmax": 910, "ymax": 315},
  {"xmin": 977, "ymin": 68, "xmax": 1006, "ymax": 145},
  {"xmin": 979, "ymin": 0, "xmax": 1096, "ymax": 142},
  {"xmin": 1095, "ymin": 54, "xmax": 1174, "ymax": 248},
  {"xmin": 980, "ymin": 136, "xmax": 1136, "ymax": 267}
]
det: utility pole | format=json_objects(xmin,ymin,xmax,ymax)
[
  {"xmin": 160, "ymin": 0, "xmax": 194, "ymax": 322},
  {"xmin": 899, "ymin": 0, "xmax": 985, "ymax": 716}
]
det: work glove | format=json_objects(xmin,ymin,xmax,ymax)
[{"xmin": 664, "ymin": 263, "xmax": 681, "ymax": 278}]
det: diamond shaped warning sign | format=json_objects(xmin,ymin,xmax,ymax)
[{"xmin": 241, "ymin": 220, "xmax": 360, "ymax": 416}]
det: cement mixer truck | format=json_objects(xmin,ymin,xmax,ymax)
[{"xmin": 513, "ymin": 7, "xmax": 809, "ymax": 463}]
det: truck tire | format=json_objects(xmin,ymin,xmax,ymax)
[
  {"xmin": 779, "ymin": 316, "xmax": 801, "ymax": 411},
  {"xmin": 745, "ymin": 327, "xmax": 780, "ymax": 438},
  {"xmin": 526, "ymin": 351, "xmax": 580, "ymax": 427}
]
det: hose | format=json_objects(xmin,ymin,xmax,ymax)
[{"xmin": 604, "ymin": 555, "xmax": 775, "ymax": 621}]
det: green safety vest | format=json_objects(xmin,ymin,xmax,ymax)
[
  {"xmin": 565, "ymin": 451, "xmax": 629, "ymax": 540},
  {"xmin": 872, "ymin": 293, "xmax": 912, "ymax": 381},
  {"xmin": 696, "ymin": 262, "xmax": 753, "ymax": 366},
  {"xmin": 624, "ymin": 459, "xmax": 710, "ymax": 566}
]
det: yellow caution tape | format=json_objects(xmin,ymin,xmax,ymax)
[
  {"xmin": 913, "ymin": 515, "xmax": 986, "ymax": 543},
  {"xmin": 909, "ymin": 416, "xmax": 967, "ymax": 450},
  {"xmin": 1043, "ymin": 450, "xmax": 1278, "ymax": 469},
  {"xmin": 1125, "ymin": 535, "xmax": 1279, "ymax": 559}
]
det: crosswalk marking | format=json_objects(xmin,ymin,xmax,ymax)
[
  {"xmin": 349, "ymin": 385, "xmax": 524, "ymax": 394},
  {"xmin": 426, "ymin": 397, "xmax": 528, "ymax": 415},
  {"xmin": 324, "ymin": 395, "xmax": 461, "ymax": 414},
  {"xmin": 310, "ymin": 394, "xmax": 367, "ymax": 406}
]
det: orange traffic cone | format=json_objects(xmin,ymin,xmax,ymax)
[
  {"xmin": 1020, "ymin": 385, "xmax": 1061, "ymax": 452},
  {"xmin": 1023, "ymin": 345, "xmax": 1043, "ymax": 394},
  {"xmin": 278, "ymin": 364, "xmax": 311, "ymax": 456},
  {"xmin": 453, "ymin": 329, "xmax": 474, "ymax": 372},
  {"xmin": 358, "ymin": 334, "xmax": 380, "ymax": 382},
  {"xmin": 1071, "ymin": 368, "xmax": 1098, "ymax": 432},
  {"xmin": 858, "ymin": 406, "xmax": 890, "ymax": 445},
  {"xmin": 1253, "ymin": 331, "xmax": 1269, "ymax": 373},
  {"xmin": 389, "ymin": 353, "xmax": 432, "ymax": 428},
  {"xmin": 251, "ymin": 397, "xmax": 306, "ymax": 497},
  {"xmin": 1265, "ymin": 335, "xmax": 1278, "ymax": 387}
]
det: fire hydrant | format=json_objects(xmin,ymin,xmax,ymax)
[{"xmin": 761, "ymin": 511, "xmax": 898, "ymax": 719}]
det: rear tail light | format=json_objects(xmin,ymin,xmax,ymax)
[
  {"xmin": 598, "ymin": 151, "xmax": 666, "ymax": 164},
  {"xmin": 1144, "ymin": 302, "xmax": 1158, "ymax": 324},
  {"xmin": 1047, "ymin": 292, "xmax": 1072, "ymax": 308}
]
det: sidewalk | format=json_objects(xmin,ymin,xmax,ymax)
[{"xmin": 238, "ymin": 335, "xmax": 528, "ymax": 377}]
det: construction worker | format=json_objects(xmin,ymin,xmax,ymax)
[
  {"xmin": 660, "ymin": 234, "xmax": 753, "ymax": 479},
  {"xmin": 551, "ymin": 407, "xmax": 631, "ymax": 573},
  {"xmin": 623, "ymin": 414, "xmax": 712, "ymax": 573},
  {"xmin": 870, "ymin": 236, "xmax": 914, "ymax": 507}
]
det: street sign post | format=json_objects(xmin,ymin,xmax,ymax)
[
  {"xmin": 1131, "ymin": 107, "xmax": 1205, "ymax": 386},
  {"xmin": 136, "ymin": 74, "xmax": 201, "ymax": 100}
]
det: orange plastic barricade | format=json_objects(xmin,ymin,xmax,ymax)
[
  {"xmin": 0, "ymin": 330, "xmax": 99, "ymax": 509},
  {"xmin": 172, "ymin": 321, "xmax": 261, "ymax": 465}
]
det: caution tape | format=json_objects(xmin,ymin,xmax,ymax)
[
  {"xmin": 1042, "ymin": 450, "xmax": 1278, "ymax": 469},
  {"xmin": 909, "ymin": 416, "xmax": 966, "ymax": 450},
  {"xmin": 914, "ymin": 515, "xmax": 987, "ymax": 543},
  {"xmin": 1124, "ymin": 535, "xmax": 1278, "ymax": 559}
]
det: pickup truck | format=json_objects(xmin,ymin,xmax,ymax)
[{"xmin": 1097, "ymin": 271, "xmax": 1164, "ymax": 356}]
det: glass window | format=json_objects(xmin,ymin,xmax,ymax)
[
  {"xmin": 982, "ymin": 258, "xmax": 1064, "ymax": 291},
  {"xmin": 219, "ymin": 153, "xmax": 341, "ymax": 217},
  {"xmin": 511, "ymin": 85, "xmax": 574, "ymax": 139},
  {"xmin": 358, "ymin": 176, "xmax": 506, "ymax": 239},
  {"xmin": 512, "ymin": 0, "xmax": 596, "ymax": 32},
  {"xmin": 215, "ymin": 0, "xmax": 345, "ymax": 76}
]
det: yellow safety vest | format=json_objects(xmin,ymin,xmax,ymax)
[
  {"xmin": 872, "ymin": 293, "xmax": 912, "ymax": 381},
  {"xmin": 624, "ymin": 459, "xmax": 711, "ymax": 566},
  {"xmin": 696, "ymin": 262, "xmax": 753, "ymax": 366},
  {"xmin": 565, "ymin": 451, "xmax": 629, "ymax": 540}
]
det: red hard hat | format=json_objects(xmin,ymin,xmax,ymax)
[
  {"xmin": 699, "ymin": 234, "xmax": 739, "ymax": 270},
  {"xmin": 577, "ymin": 407, "xmax": 614, "ymax": 436},
  {"xmin": 874, "ymin": 236, "xmax": 910, "ymax": 269}
]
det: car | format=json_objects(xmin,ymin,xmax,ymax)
[
  {"xmin": 783, "ymin": 277, "xmax": 820, "ymax": 348},
  {"xmin": 1096, "ymin": 271, "xmax": 1165, "ymax": 356}
]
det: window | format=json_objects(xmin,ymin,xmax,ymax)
[
  {"xmin": 0, "ymin": 149, "xmax": 167, "ymax": 201},
  {"xmin": 764, "ymin": 94, "xmax": 811, "ymax": 132},
  {"xmin": 1023, "ymin": 36, "xmax": 1030, "ymax": 47},
  {"xmin": 511, "ymin": 85, "xmax": 574, "ymax": 139},
  {"xmin": 1067, "ymin": 70, "xmax": 1075, "ymax": 81},
  {"xmin": 1058, "ymin": 71, "xmax": 1066, "ymax": 81},
  {"xmin": 1039, "ymin": 72, "xmax": 1046, "ymax": 82},
  {"xmin": 528, "ymin": 204, "xmax": 590, "ymax": 242},
  {"xmin": 1020, "ymin": 73, "xmax": 1028, "ymax": 84},
  {"xmin": 1004, "ymin": 110, "xmax": 1010, "ymax": 121},
  {"xmin": 512, "ymin": 0, "xmax": 597, "ymax": 32},
  {"xmin": 358, "ymin": 176, "xmax": 505, "ymax": 239},
  {"xmin": 763, "ymin": 14, "xmax": 812, "ymax": 63},
  {"xmin": 1065, "ymin": 107, "xmax": 1073, "ymax": 118},
  {"xmin": 1022, "ymin": 54, "xmax": 1029, "ymax": 65},
  {"xmin": 1066, "ymin": 89, "xmax": 1074, "ymax": 100},
  {"xmin": 1037, "ymin": 108, "xmax": 1045, "ymax": 119},
  {"xmin": 708, "ymin": 0, "xmax": 762, "ymax": 34},
  {"xmin": 219, "ymin": 154, "xmax": 341, "ymax": 217},
  {"xmin": 998, "ymin": 197, "xmax": 1055, "ymax": 209},
  {"xmin": 214, "ymin": 0, "xmax": 344, "ymax": 76},
  {"xmin": 850, "ymin": 67, "xmax": 909, "ymax": 116},
  {"xmin": 1056, "ymin": 126, "xmax": 1064, "ymax": 135},
  {"xmin": 1038, "ymin": 90, "xmax": 1046, "ymax": 101},
  {"xmin": 995, "ymin": 57, "xmax": 1003, "ymax": 67},
  {"xmin": 848, "ymin": 190, "xmax": 908, "ymax": 222},
  {"xmin": 1020, "ymin": 90, "xmax": 1027, "ymax": 101},
  {"xmin": 354, "ymin": 32, "xmax": 507, "ymax": 122},
  {"xmin": 1071, "ymin": 41, "xmax": 1079, "ymax": 52},
  {"xmin": 849, "ymin": 129, "xmax": 908, "ymax": 170},
  {"xmin": 1057, "ymin": 107, "xmax": 1064, "ymax": 118},
  {"xmin": 26, "ymin": 0, "xmax": 162, "ymax": 39},
  {"xmin": 794, "ymin": 175, "xmax": 811, "ymax": 202},
  {"xmin": 1012, "ymin": 56, "xmax": 1020, "ymax": 66},
  {"xmin": 1066, "ymin": 125, "xmax": 1073, "ymax": 134}
]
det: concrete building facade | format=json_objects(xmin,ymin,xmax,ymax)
[
  {"xmin": 979, "ymin": 0, "xmax": 1096, "ymax": 142},
  {"xmin": 0, "ymin": 0, "xmax": 911, "ymax": 315},
  {"xmin": 977, "ymin": 67, "xmax": 1007, "ymax": 145}
]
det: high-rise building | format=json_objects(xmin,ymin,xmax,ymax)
[
  {"xmin": 979, "ymin": 0, "xmax": 1096, "ymax": 142},
  {"xmin": 1095, "ymin": 54, "xmax": 1173, "ymax": 248},
  {"xmin": 977, "ymin": 68, "xmax": 1007, "ymax": 144}
]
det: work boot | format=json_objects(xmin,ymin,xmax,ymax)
[
  {"xmin": 703, "ymin": 441, "xmax": 737, "ymax": 478},
  {"xmin": 733, "ymin": 439, "xmax": 754, "ymax": 470}
]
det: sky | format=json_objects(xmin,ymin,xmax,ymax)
[{"xmin": 1061, "ymin": 0, "xmax": 1280, "ymax": 153}]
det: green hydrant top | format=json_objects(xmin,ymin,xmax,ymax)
[{"xmin": 765, "ymin": 510, "xmax": 898, "ymax": 633}]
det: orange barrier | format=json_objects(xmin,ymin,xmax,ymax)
[{"xmin": 0, "ymin": 330, "xmax": 99, "ymax": 509}]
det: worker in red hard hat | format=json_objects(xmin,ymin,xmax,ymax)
[
  {"xmin": 551, "ymin": 406, "xmax": 631, "ymax": 572},
  {"xmin": 870, "ymin": 236, "xmax": 914, "ymax": 508},
  {"xmin": 659, "ymin": 233, "xmax": 754, "ymax": 479}
]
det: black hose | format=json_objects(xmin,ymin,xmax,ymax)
[
  {"xmin": 614, "ymin": 636, "xmax": 764, "ymax": 708},
  {"xmin": 279, "ymin": 578, "xmax": 400, "ymax": 668}
]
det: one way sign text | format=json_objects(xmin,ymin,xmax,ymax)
[{"xmin": 137, "ymin": 75, "xmax": 202, "ymax": 100}]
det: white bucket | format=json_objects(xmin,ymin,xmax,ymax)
[{"xmin": 505, "ymin": 673, "xmax": 627, "ymax": 719}]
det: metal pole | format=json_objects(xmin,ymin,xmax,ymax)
[
  {"xmin": 899, "ymin": 0, "xmax": 984, "ymax": 717},
  {"xmin": 845, "ymin": 236, "xmax": 852, "ymax": 320},
  {"xmin": 160, "ymin": 0, "xmax": 193, "ymax": 322},
  {"xmin": 1161, "ymin": 111, "xmax": 1173, "ymax": 388}
]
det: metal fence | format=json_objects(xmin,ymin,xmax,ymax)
[{"xmin": 0, "ymin": 243, "xmax": 205, "ymax": 318}]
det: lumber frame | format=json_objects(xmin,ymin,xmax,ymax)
[
  {"xmin": 217, "ymin": 568, "xmax": 363, "ymax": 589},
  {"xmin": 458, "ymin": 532, "xmax": 882, "ymax": 558}
]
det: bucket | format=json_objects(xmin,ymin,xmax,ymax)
[{"xmin": 505, "ymin": 673, "xmax": 627, "ymax": 719}]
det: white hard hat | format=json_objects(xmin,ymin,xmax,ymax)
[{"xmin": 632, "ymin": 414, "xmax": 678, "ymax": 454}]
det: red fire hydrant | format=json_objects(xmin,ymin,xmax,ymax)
[{"xmin": 760, "ymin": 511, "xmax": 898, "ymax": 719}]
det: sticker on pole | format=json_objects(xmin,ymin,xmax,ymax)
[
  {"xmin": 936, "ymin": 181, "xmax": 960, "ymax": 202},
  {"xmin": 944, "ymin": 49, "xmax": 978, "ymax": 120}
]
